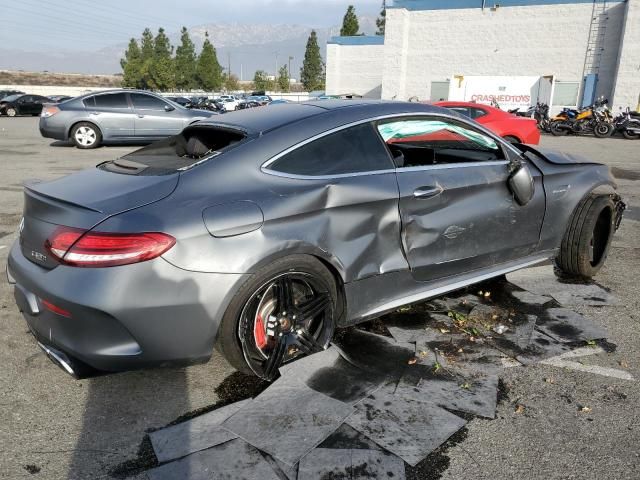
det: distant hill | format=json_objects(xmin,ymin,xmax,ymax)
[
  {"xmin": 0, "ymin": 70, "xmax": 121, "ymax": 87},
  {"xmin": 0, "ymin": 17, "xmax": 378, "ymax": 77}
]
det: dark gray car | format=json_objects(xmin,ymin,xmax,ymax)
[
  {"xmin": 8, "ymin": 101, "xmax": 624, "ymax": 380},
  {"xmin": 39, "ymin": 89, "xmax": 216, "ymax": 148}
]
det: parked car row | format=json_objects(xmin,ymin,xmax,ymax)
[
  {"xmin": 0, "ymin": 92, "xmax": 73, "ymax": 116},
  {"xmin": 39, "ymin": 89, "xmax": 216, "ymax": 148}
]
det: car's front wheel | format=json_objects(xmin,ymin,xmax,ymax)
[
  {"xmin": 71, "ymin": 122, "xmax": 102, "ymax": 149},
  {"xmin": 556, "ymin": 195, "xmax": 616, "ymax": 278},
  {"xmin": 217, "ymin": 255, "xmax": 337, "ymax": 380},
  {"xmin": 5, "ymin": 107, "xmax": 17, "ymax": 117}
]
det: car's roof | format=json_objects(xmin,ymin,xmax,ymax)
[
  {"xmin": 435, "ymin": 101, "xmax": 505, "ymax": 114},
  {"xmin": 198, "ymin": 100, "xmax": 449, "ymax": 135}
]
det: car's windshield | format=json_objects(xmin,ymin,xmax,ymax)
[{"xmin": 2, "ymin": 94, "xmax": 21, "ymax": 102}]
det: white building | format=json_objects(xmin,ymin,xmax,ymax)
[{"xmin": 326, "ymin": 0, "xmax": 640, "ymax": 111}]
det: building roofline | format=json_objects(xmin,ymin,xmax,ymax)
[
  {"xmin": 327, "ymin": 35, "xmax": 385, "ymax": 46},
  {"xmin": 389, "ymin": 0, "xmax": 625, "ymax": 11}
]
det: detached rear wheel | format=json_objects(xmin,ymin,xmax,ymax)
[
  {"xmin": 556, "ymin": 195, "xmax": 616, "ymax": 278},
  {"xmin": 217, "ymin": 255, "xmax": 337, "ymax": 380}
]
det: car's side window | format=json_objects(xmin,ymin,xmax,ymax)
[
  {"xmin": 83, "ymin": 96, "xmax": 96, "ymax": 108},
  {"xmin": 470, "ymin": 107, "xmax": 488, "ymax": 119},
  {"xmin": 377, "ymin": 118, "xmax": 505, "ymax": 168},
  {"xmin": 131, "ymin": 93, "xmax": 169, "ymax": 111},
  {"xmin": 93, "ymin": 93, "xmax": 130, "ymax": 109},
  {"xmin": 448, "ymin": 107, "xmax": 471, "ymax": 118},
  {"xmin": 268, "ymin": 122, "xmax": 394, "ymax": 176}
]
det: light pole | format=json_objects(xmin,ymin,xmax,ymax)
[
  {"xmin": 274, "ymin": 51, "xmax": 279, "ymax": 92},
  {"xmin": 288, "ymin": 56, "xmax": 293, "ymax": 92}
]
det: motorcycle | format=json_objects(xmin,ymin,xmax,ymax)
[
  {"xmin": 532, "ymin": 103, "xmax": 551, "ymax": 133},
  {"xmin": 550, "ymin": 97, "xmax": 613, "ymax": 138},
  {"xmin": 612, "ymin": 107, "xmax": 640, "ymax": 140}
]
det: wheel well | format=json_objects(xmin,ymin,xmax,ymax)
[
  {"xmin": 68, "ymin": 121, "xmax": 101, "ymax": 139},
  {"xmin": 503, "ymin": 134, "xmax": 521, "ymax": 143}
]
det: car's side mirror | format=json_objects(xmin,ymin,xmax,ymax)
[
  {"xmin": 508, "ymin": 161, "xmax": 535, "ymax": 206},
  {"xmin": 164, "ymin": 104, "xmax": 175, "ymax": 112}
]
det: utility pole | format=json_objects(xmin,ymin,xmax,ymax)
[
  {"xmin": 288, "ymin": 56, "xmax": 293, "ymax": 92},
  {"xmin": 274, "ymin": 51, "xmax": 279, "ymax": 92},
  {"xmin": 227, "ymin": 52, "xmax": 231, "ymax": 79}
]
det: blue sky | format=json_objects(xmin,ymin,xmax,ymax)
[{"xmin": 0, "ymin": 0, "xmax": 382, "ymax": 51}]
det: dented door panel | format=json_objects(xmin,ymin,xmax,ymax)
[{"xmin": 396, "ymin": 161, "xmax": 545, "ymax": 281}]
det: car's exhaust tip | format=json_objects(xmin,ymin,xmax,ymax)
[
  {"xmin": 36, "ymin": 341, "xmax": 101, "ymax": 379},
  {"xmin": 37, "ymin": 341, "xmax": 76, "ymax": 377}
]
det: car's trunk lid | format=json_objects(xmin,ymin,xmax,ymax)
[{"xmin": 20, "ymin": 168, "xmax": 179, "ymax": 269}]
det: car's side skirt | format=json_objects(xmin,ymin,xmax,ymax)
[{"xmin": 341, "ymin": 249, "xmax": 557, "ymax": 327}]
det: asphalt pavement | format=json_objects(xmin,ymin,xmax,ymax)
[{"xmin": 0, "ymin": 117, "xmax": 638, "ymax": 480}]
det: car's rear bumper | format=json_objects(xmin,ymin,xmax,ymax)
[
  {"xmin": 38, "ymin": 117, "xmax": 67, "ymax": 140},
  {"xmin": 6, "ymin": 241, "xmax": 248, "ymax": 376}
]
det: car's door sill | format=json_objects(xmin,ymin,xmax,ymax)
[{"xmin": 342, "ymin": 250, "xmax": 556, "ymax": 325}]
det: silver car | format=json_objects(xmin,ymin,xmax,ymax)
[{"xmin": 39, "ymin": 89, "xmax": 217, "ymax": 148}]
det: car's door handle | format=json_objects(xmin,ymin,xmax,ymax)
[
  {"xmin": 137, "ymin": 114, "xmax": 144, "ymax": 118},
  {"xmin": 413, "ymin": 186, "xmax": 443, "ymax": 199},
  {"xmin": 89, "ymin": 111, "xmax": 100, "ymax": 115}
]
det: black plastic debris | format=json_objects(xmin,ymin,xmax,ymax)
[
  {"xmin": 149, "ymin": 399, "xmax": 250, "ymax": 463},
  {"xmin": 510, "ymin": 290, "xmax": 553, "ymax": 306},
  {"xmin": 536, "ymin": 308, "xmax": 608, "ymax": 343},
  {"xmin": 279, "ymin": 347, "xmax": 385, "ymax": 405},
  {"xmin": 506, "ymin": 266, "xmax": 617, "ymax": 306},
  {"xmin": 222, "ymin": 380, "xmax": 354, "ymax": 466},
  {"xmin": 345, "ymin": 386, "xmax": 467, "ymax": 467},
  {"xmin": 298, "ymin": 448, "xmax": 405, "ymax": 480},
  {"xmin": 146, "ymin": 438, "xmax": 281, "ymax": 480}
]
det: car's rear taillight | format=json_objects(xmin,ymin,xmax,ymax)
[
  {"xmin": 41, "ymin": 105, "xmax": 60, "ymax": 118},
  {"xmin": 45, "ymin": 227, "xmax": 176, "ymax": 267}
]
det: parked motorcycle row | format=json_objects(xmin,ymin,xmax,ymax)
[{"xmin": 520, "ymin": 98, "xmax": 640, "ymax": 140}]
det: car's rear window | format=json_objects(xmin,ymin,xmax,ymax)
[{"xmin": 98, "ymin": 125, "xmax": 247, "ymax": 175}]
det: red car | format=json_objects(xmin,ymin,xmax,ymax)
[{"xmin": 434, "ymin": 101, "xmax": 541, "ymax": 145}]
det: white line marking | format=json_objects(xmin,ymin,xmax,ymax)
[
  {"xmin": 0, "ymin": 245, "xmax": 7, "ymax": 250},
  {"xmin": 540, "ymin": 346, "xmax": 634, "ymax": 381}
]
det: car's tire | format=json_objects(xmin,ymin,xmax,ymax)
[
  {"xmin": 556, "ymin": 195, "xmax": 616, "ymax": 278},
  {"xmin": 622, "ymin": 130, "xmax": 640, "ymax": 140},
  {"xmin": 550, "ymin": 121, "xmax": 568, "ymax": 136},
  {"xmin": 503, "ymin": 135, "xmax": 521, "ymax": 144},
  {"xmin": 593, "ymin": 122, "xmax": 613, "ymax": 138},
  {"xmin": 70, "ymin": 122, "xmax": 102, "ymax": 149},
  {"xmin": 216, "ymin": 255, "xmax": 338, "ymax": 380},
  {"xmin": 6, "ymin": 107, "xmax": 17, "ymax": 117}
]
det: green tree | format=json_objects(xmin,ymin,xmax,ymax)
[
  {"xmin": 120, "ymin": 38, "xmax": 142, "ymax": 88},
  {"xmin": 300, "ymin": 30, "xmax": 324, "ymax": 91},
  {"xmin": 223, "ymin": 73, "xmax": 240, "ymax": 91},
  {"xmin": 148, "ymin": 27, "xmax": 175, "ymax": 91},
  {"xmin": 174, "ymin": 26, "xmax": 197, "ymax": 90},
  {"xmin": 138, "ymin": 28, "xmax": 155, "ymax": 89},
  {"xmin": 340, "ymin": 5, "xmax": 359, "ymax": 36},
  {"xmin": 253, "ymin": 70, "xmax": 273, "ymax": 91},
  {"xmin": 277, "ymin": 64, "xmax": 289, "ymax": 92},
  {"xmin": 376, "ymin": 1, "xmax": 386, "ymax": 36},
  {"xmin": 196, "ymin": 32, "xmax": 223, "ymax": 91}
]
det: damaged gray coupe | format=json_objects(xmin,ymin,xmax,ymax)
[{"xmin": 7, "ymin": 100, "xmax": 625, "ymax": 380}]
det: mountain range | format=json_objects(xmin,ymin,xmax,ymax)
[{"xmin": 0, "ymin": 17, "xmax": 378, "ymax": 78}]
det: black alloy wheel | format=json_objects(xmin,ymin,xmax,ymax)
[{"xmin": 238, "ymin": 271, "xmax": 334, "ymax": 380}]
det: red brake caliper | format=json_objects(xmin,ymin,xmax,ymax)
[{"xmin": 254, "ymin": 314, "xmax": 268, "ymax": 350}]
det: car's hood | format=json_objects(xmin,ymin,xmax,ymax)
[
  {"xmin": 189, "ymin": 108, "xmax": 217, "ymax": 117},
  {"xmin": 520, "ymin": 145, "xmax": 600, "ymax": 165}
]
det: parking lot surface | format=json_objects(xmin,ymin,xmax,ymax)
[{"xmin": 1, "ymin": 117, "xmax": 639, "ymax": 480}]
